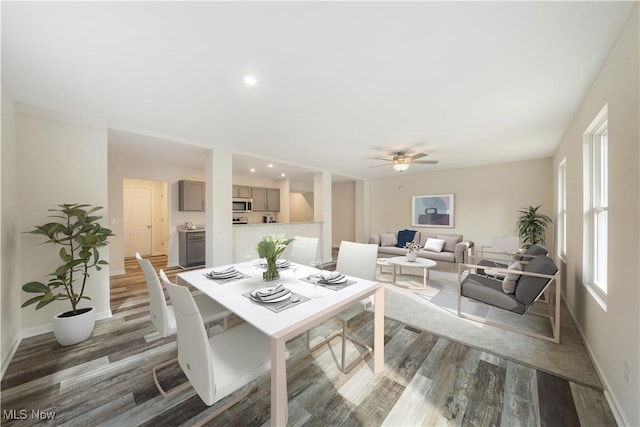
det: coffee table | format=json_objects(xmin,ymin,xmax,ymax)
[{"xmin": 388, "ymin": 256, "xmax": 437, "ymax": 289}]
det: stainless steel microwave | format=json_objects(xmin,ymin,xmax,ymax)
[{"xmin": 232, "ymin": 198, "xmax": 252, "ymax": 212}]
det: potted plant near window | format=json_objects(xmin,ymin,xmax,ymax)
[
  {"xmin": 516, "ymin": 205, "xmax": 552, "ymax": 249},
  {"xmin": 22, "ymin": 204, "xmax": 114, "ymax": 346}
]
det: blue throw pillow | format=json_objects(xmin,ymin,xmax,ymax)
[{"xmin": 396, "ymin": 229, "xmax": 417, "ymax": 248}]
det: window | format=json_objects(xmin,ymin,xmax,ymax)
[
  {"xmin": 557, "ymin": 158, "xmax": 567, "ymax": 260},
  {"xmin": 584, "ymin": 105, "xmax": 608, "ymax": 303}
]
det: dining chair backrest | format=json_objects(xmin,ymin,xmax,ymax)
[
  {"xmin": 136, "ymin": 252, "xmax": 172, "ymax": 337},
  {"xmin": 336, "ymin": 241, "xmax": 378, "ymax": 281},
  {"xmin": 289, "ymin": 235, "xmax": 320, "ymax": 265},
  {"xmin": 164, "ymin": 279, "xmax": 216, "ymax": 405}
]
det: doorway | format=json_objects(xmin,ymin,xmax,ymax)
[{"xmin": 123, "ymin": 178, "xmax": 168, "ymax": 258}]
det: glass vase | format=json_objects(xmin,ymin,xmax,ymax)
[{"xmin": 263, "ymin": 257, "xmax": 280, "ymax": 281}]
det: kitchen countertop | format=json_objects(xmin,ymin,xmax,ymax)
[
  {"xmin": 232, "ymin": 221, "xmax": 322, "ymax": 226},
  {"xmin": 177, "ymin": 226, "xmax": 205, "ymax": 233}
]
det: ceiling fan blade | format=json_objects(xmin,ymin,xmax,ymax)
[
  {"xmin": 412, "ymin": 160, "xmax": 439, "ymax": 164},
  {"xmin": 369, "ymin": 163, "xmax": 391, "ymax": 168},
  {"xmin": 410, "ymin": 153, "xmax": 427, "ymax": 160},
  {"xmin": 373, "ymin": 156, "xmax": 393, "ymax": 161}
]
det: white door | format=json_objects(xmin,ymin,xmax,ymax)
[{"xmin": 124, "ymin": 186, "xmax": 152, "ymax": 257}]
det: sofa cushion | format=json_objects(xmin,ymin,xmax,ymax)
[
  {"xmin": 380, "ymin": 233, "xmax": 397, "ymax": 247},
  {"xmin": 396, "ymin": 229, "xmax": 417, "ymax": 248},
  {"xmin": 460, "ymin": 274, "xmax": 525, "ymax": 314},
  {"xmin": 524, "ymin": 244, "xmax": 548, "ymax": 257},
  {"xmin": 424, "ymin": 238, "xmax": 445, "ymax": 252},
  {"xmin": 515, "ymin": 255, "xmax": 558, "ymax": 305},
  {"xmin": 437, "ymin": 234, "xmax": 462, "ymax": 252},
  {"xmin": 502, "ymin": 261, "xmax": 523, "ymax": 294}
]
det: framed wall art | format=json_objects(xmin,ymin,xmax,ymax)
[{"xmin": 412, "ymin": 194, "xmax": 454, "ymax": 228}]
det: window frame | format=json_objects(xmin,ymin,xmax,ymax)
[
  {"xmin": 583, "ymin": 104, "xmax": 608, "ymax": 307},
  {"xmin": 557, "ymin": 158, "xmax": 567, "ymax": 261}
]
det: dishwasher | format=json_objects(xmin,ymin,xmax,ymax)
[{"xmin": 178, "ymin": 230, "xmax": 205, "ymax": 268}]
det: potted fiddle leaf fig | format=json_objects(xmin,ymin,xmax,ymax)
[
  {"xmin": 22, "ymin": 204, "xmax": 114, "ymax": 346},
  {"xmin": 516, "ymin": 205, "xmax": 552, "ymax": 249}
]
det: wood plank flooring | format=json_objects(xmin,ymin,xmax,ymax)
[{"xmin": 1, "ymin": 256, "xmax": 617, "ymax": 426}]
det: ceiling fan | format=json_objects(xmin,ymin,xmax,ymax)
[{"xmin": 370, "ymin": 151, "xmax": 439, "ymax": 172}]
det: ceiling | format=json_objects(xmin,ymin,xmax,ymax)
[{"xmin": 2, "ymin": 1, "xmax": 635, "ymax": 181}]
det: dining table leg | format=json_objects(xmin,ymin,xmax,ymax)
[
  {"xmin": 271, "ymin": 337, "xmax": 288, "ymax": 426},
  {"xmin": 373, "ymin": 285, "xmax": 385, "ymax": 374}
]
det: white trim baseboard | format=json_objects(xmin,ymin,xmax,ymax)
[
  {"xmin": 563, "ymin": 294, "xmax": 629, "ymax": 426},
  {"xmin": 1, "ymin": 336, "xmax": 21, "ymax": 380}
]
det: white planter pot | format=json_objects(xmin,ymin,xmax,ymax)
[
  {"xmin": 406, "ymin": 252, "xmax": 418, "ymax": 262},
  {"xmin": 54, "ymin": 306, "xmax": 95, "ymax": 346}
]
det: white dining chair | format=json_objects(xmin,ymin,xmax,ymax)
[
  {"xmin": 135, "ymin": 253, "xmax": 231, "ymax": 397},
  {"xmin": 164, "ymin": 278, "xmax": 276, "ymax": 424},
  {"xmin": 289, "ymin": 235, "xmax": 319, "ymax": 265},
  {"xmin": 307, "ymin": 241, "xmax": 379, "ymax": 373}
]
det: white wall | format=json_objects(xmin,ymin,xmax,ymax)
[
  {"xmin": 552, "ymin": 6, "xmax": 639, "ymax": 425},
  {"xmin": 332, "ymin": 181, "xmax": 355, "ymax": 247},
  {"xmin": 290, "ymin": 192, "xmax": 314, "ymax": 222},
  {"xmin": 368, "ymin": 158, "xmax": 553, "ymax": 249},
  {"xmin": 1, "ymin": 88, "xmax": 21, "ymax": 376},
  {"xmin": 16, "ymin": 104, "xmax": 110, "ymax": 336}
]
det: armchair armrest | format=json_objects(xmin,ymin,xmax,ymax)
[
  {"xmin": 454, "ymin": 240, "xmax": 474, "ymax": 263},
  {"xmin": 369, "ymin": 235, "xmax": 381, "ymax": 246}
]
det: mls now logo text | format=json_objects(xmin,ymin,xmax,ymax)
[{"xmin": 3, "ymin": 409, "xmax": 56, "ymax": 421}]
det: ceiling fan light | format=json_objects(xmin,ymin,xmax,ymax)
[{"xmin": 393, "ymin": 163, "xmax": 410, "ymax": 172}]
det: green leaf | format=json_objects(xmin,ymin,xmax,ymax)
[
  {"xmin": 22, "ymin": 282, "xmax": 50, "ymax": 293},
  {"xmin": 59, "ymin": 247, "xmax": 71, "ymax": 262},
  {"xmin": 35, "ymin": 298, "xmax": 55, "ymax": 310},
  {"xmin": 21, "ymin": 295, "xmax": 43, "ymax": 308}
]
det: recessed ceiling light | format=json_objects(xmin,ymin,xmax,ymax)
[
  {"xmin": 250, "ymin": 168, "xmax": 256, "ymax": 173},
  {"xmin": 268, "ymin": 164, "xmax": 273, "ymax": 168},
  {"xmin": 281, "ymin": 173, "xmax": 286, "ymax": 177},
  {"xmin": 243, "ymin": 74, "xmax": 257, "ymax": 86}
]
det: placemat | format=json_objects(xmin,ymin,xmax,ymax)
[
  {"xmin": 299, "ymin": 275, "xmax": 357, "ymax": 291},
  {"xmin": 242, "ymin": 291, "xmax": 309, "ymax": 313}
]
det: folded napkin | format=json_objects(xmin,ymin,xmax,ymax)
[
  {"xmin": 321, "ymin": 271, "xmax": 341, "ymax": 280},
  {"xmin": 252, "ymin": 284, "xmax": 290, "ymax": 301},
  {"xmin": 318, "ymin": 271, "xmax": 347, "ymax": 284},
  {"xmin": 206, "ymin": 267, "xmax": 239, "ymax": 279}
]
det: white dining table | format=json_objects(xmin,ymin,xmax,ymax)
[{"xmin": 177, "ymin": 261, "xmax": 384, "ymax": 426}]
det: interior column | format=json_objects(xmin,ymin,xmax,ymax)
[{"xmin": 205, "ymin": 148, "xmax": 232, "ymax": 267}]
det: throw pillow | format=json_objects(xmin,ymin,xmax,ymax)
[
  {"xmin": 396, "ymin": 229, "xmax": 417, "ymax": 248},
  {"xmin": 437, "ymin": 235, "xmax": 462, "ymax": 252},
  {"xmin": 424, "ymin": 238, "xmax": 446, "ymax": 252},
  {"xmin": 502, "ymin": 261, "xmax": 523, "ymax": 294},
  {"xmin": 380, "ymin": 233, "xmax": 397, "ymax": 247},
  {"xmin": 511, "ymin": 248, "xmax": 525, "ymax": 261}
]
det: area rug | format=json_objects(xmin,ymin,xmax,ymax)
[{"xmin": 376, "ymin": 265, "xmax": 603, "ymax": 389}]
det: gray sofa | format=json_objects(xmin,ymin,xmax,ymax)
[{"xmin": 369, "ymin": 230, "xmax": 474, "ymax": 263}]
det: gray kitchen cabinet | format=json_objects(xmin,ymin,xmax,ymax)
[
  {"xmin": 267, "ymin": 188, "xmax": 280, "ymax": 211},
  {"xmin": 179, "ymin": 180, "xmax": 205, "ymax": 211},
  {"xmin": 251, "ymin": 187, "xmax": 267, "ymax": 211},
  {"xmin": 232, "ymin": 185, "xmax": 252, "ymax": 199},
  {"xmin": 178, "ymin": 230, "xmax": 205, "ymax": 268},
  {"xmin": 251, "ymin": 186, "xmax": 280, "ymax": 212}
]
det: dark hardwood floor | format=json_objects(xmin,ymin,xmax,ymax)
[{"xmin": 1, "ymin": 255, "xmax": 616, "ymax": 426}]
